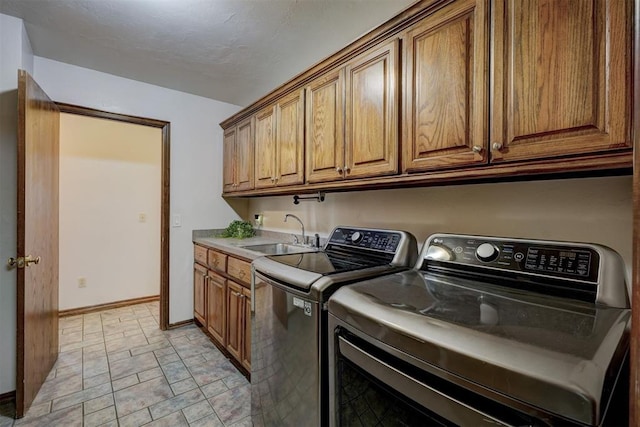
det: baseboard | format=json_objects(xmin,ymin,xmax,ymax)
[
  {"xmin": 58, "ymin": 295, "xmax": 160, "ymax": 317},
  {"xmin": 169, "ymin": 319, "xmax": 194, "ymax": 329},
  {"xmin": 0, "ymin": 390, "xmax": 15, "ymax": 405}
]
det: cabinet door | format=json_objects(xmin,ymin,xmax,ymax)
[
  {"xmin": 235, "ymin": 117, "xmax": 255, "ymax": 191},
  {"xmin": 345, "ymin": 39, "xmax": 399, "ymax": 179},
  {"xmin": 222, "ymin": 128, "xmax": 236, "ymax": 193},
  {"xmin": 193, "ymin": 264, "xmax": 207, "ymax": 325},
  {"xmin": 276, "ymin": 89, "xmax": 305, "ymax": 186},
  {"xmin": 403, "ymin": 0, "xmax": 488, "ymax": 172},
  {"xmin": 207, "ymin": 272, "xmax": 226, "ymax": 345},
  {"xmin": 241, "ymin": 287, "xmax": 251, "ymax": 371},
  {"xmin": 490, "ymin": 0, "xmax": 631, "ymax": 163},
  {"xmin": 254, "ymin": 106, "xmax": 276, "ymax": 189},
  {"xmin": 305, "ymin": 69, "xmax": 345, "ymax": 183},
  {"xmin": 226, "ymin": 280, "xmax": 243, "ymax": 361}
]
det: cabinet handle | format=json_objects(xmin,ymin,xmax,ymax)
[
  {"xmin": 472, "ymin": 145, "xmax": 483, "ymax": 153},
  {"xmin": 271, "ymin": 177, "xmax": 276, "ymax": 183},
  {"xmin": 335, "ymin": 167, "xmax": 343, "ymax": 174},
  {"xmin": 239, "ymin": 270, "xmax": 246, "ymax": 278},
  {"xmin": 274, "ymin": 177, "xmax": 279, "ymax": 184},
  {"xmin": 344, "ymin": 166, "xmax": 351, "ymax": 174},
  {"xmin": 232, "ymin": 290, "xmax": 241, "ymax": 297},
  {"xmin": 492, "ymin": 142, "xmax": 503, "ymax": 151}
]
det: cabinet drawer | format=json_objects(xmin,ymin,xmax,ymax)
[
  {"xmin": 227, "ymin": 257, "xmax": 251, "ymax": 285},
  {"xmin": 208, "ymin": 250, "xmax": 228, "ymax": 272},
  {"xmin": 194, "ymin": 245, "xmax": 208, "ymax": 265}
]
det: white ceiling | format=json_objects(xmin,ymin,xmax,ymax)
[{"xmin": 0, "ymin": 0, "xmax": 417, "ymax": 106}]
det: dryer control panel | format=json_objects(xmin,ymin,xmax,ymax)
[{"xmin": 423, "ymin": 234, "xmax": 600, "ymax": 284}]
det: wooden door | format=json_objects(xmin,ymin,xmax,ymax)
[
  {"xmin": 235, "ymin": 117, "xmax": 255, "ymax": 191},
  {"xmin": 275, "ymin": 89, "xmax": 305, "ymax": 186},
  {"xmin": 206, "ymin": 271, "xmax": 226, "ymax": 345},
  {"xmin": 241, "ymin": 287, "xmax": 251, "ymax": 370},
  {"xmin": 222, "ymin": 127, "xmax": 236, "ymax": 192},
  {"xmin": 345, "ymin": 39, "xmax": 399, "ymax": 179},
  {"xmin": 193, "ymin": 263, "xmax": 207, "ymax": 325},
  {"xmin": 305, "ymin": 69, "xmax": 345, "ymax": 183},
  {"xmin": 403, "ymin": 0, "xmax": 488, "ymax": 172},
  {"xmin": 226, "ymin": 280, "xmax": 243, "ymax": 360},
  {"xmin": 490, "ymin": 0, "xmax": 631, "ymax": 163},
  {"xmin": 16, "ymin": 70, "xmax": 60, "ymax": 418},
  {"xmin": 254, "ymin": 106, "xmax": 276, "ymax": 189}
]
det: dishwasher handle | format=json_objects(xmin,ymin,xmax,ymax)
[{"xmin": 338, "ymin": 336, "xmax": 514, "ymax": 427}]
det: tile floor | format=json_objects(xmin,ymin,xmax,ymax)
[{"xmin": 0, "ymin": 302, "xmax": 250, "ymax": 427}]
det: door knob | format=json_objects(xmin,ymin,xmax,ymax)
[{"xmin": 7, "ymin": 255, "xmax": 40, "ymax": 269}]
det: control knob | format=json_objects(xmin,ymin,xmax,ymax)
[
  {"xmin": 350, "ymin": 231, "xmax": 363, "ymax": 244},
  {"xmin": 476, "ymin": 243, "xmax": 499, "ymax": 262}
]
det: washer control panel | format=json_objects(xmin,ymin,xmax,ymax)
[
  {"xmin": 423, "ymin": 235, "xmax": 600, "ymax": 284},
  {"xmin": 328, "ymin": 227, "xmax": 402, "ymax": 253}
]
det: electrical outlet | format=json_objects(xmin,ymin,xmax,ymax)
[
  {"xmin": 138, "ymin": 213, "xmax": 147, "ymax": 223},
  {"xmin": 254, "ymin": 213, "xmax": 263, "ymax": 227},
  {"xmin": 78, "ymin": 277, "xmax": 87, "ymax": 288}
]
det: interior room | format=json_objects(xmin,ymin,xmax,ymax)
[{"xmin": 0, "ymin": 0, "xmax": 638, "ymax": 426}]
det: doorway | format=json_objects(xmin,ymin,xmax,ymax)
[{"xmin": 57, "ymin": 103, "xmax": 170, "ymax": 330}]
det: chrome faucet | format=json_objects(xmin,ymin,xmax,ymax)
[{"xmin": 284, "ymin": 214, "xmax": 305, "ymax": 245}]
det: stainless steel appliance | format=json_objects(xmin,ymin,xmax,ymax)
[
  {"xmin": 328, "ymin": 233, "xmax": 630, "ymax": 426},
  {"xmin": 251, "ymin": 226, "xmax": 418, "ymax": 426}
]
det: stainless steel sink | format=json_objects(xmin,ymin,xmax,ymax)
[{"xmin": 240, "ymin": 243, "xmax": 312, "ymax": 255}]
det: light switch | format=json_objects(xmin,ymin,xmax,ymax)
[
  {"xmin": 173, "ymin": 214, "xmax": 182, "ymax": 227},
  {"xmin": 138, "ymin": 213, "xmax": 147, "ymax": 223}
]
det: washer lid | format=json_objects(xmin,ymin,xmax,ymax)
[{"xmin": 329, "ymin": 270, "xmax": 630, "ymax": 426}]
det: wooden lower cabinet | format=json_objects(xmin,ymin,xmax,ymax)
[
  {"xmin": 193, "ymin": 263, "xmax": 207, "ymax": 325},
  {"xmin": 226, "ymin": 280, "xmax": 251, "ymax": 370},
  {"xmin": 206, "ymin": 271, "xmax": 226, "ymax": 345},
  {"xmin": 194, "ymin": 245, "xmax": 252, "ymax": 371},
  {"xmin": 241, "ymin": 287, "xmax": 251, "ymax": 371}
]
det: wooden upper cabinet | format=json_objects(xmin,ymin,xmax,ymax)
[
  {"xmin": 490, "ymin": 0, "xmax": 631, "ymax": 163},
  {"xmin": 223, "ymin": 117, "xmax": 255, "ymax": 193},
  {"xmin": 254, "ymin": 90, "xmax": 304, "ymax": 189},
  {"xmin": 222, "ymin": 127, "xmax": 236, "ymax": 193},
  {"xmin": 235, "ymin": 117, "xmax": 255, "ymax": 191},
  {"xmin": 254, "ymin": 106, "xmax": 276, "ymax": 189},
  {"xmin": 345, "ymin": 38, "xmax": 399, "ymax": 179},
  {"xmin": 306, "ymin": 68, "xmax": 346, "ymax": 183},
  {"xmin": 403, "ymin": 0, "xmax": 488, "ymax": 173},
  {"xmin": 276, "ymin": 89, "xmax": 305, "ymax": 186}
]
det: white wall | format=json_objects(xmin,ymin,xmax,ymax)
[
  {"xmin": 59, "ymin": 113, "xmax": 162, "ymax": 310},
  {"xmin": 0, "ymin": 13, "xmax": 34, "ymax": 395},
  {"xmin": 249, "ymin": 176, "xmax": 633, "ymax": 288},
  {"xmin": 34, "ymin": 57, "xmax": 243, "ymax": 323}
]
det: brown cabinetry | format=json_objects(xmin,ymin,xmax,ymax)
[
  {"xmin": 220, "ymin": 0, "xmax": 633, "ymax": 196},
  {"xmin": 402, "ymin": 0, "xmax": 488, "ymax": 172},
  {"xmin": 305, "ymin": 39, "xmax": 399, "ymax": 183},
  {"xmin": 489, "ymin": 0, "xmax": 631, "ymax": 163},
  {"xmin": 223, "ymin": 117, "xmax": 254, "ymax": 192},
  {"xmin": 193, "ymin": 263, "xmax": 207, "ymax": 325},
  {"xmin": 206, "ymin": 271, "xmax": 226, "ymax": 345},
  {"xmin": 255, "ymin": 89, "xmax": 305, "ymax": 189},
  {"xmin": 306, "ymin": 68, "xmax": 345, "ymax": 183},
  {"xmin": 226, "ymin": 280, "xmax": 252, "ymax": 370},
  {"xmin": 345, "ymin": 38, "xmax": 399, "ymax": 180},
  {"xmin": 193, "ymin": 244, "xmax": 251, "ymax": 372}
]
